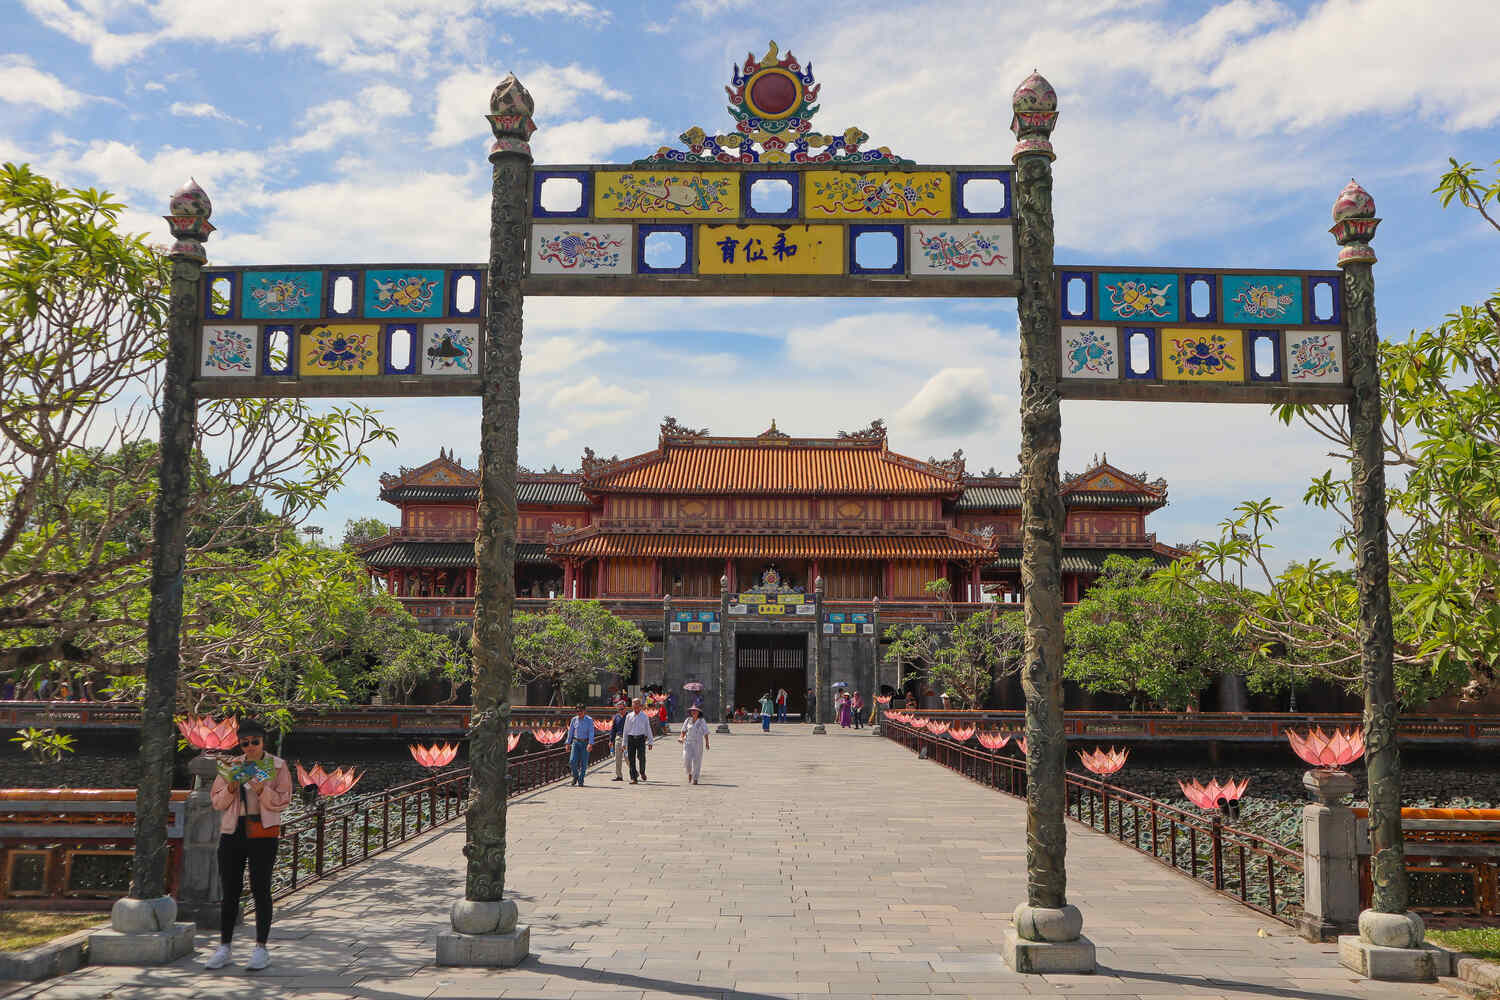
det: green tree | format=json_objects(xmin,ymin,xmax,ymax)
[
  {"xmin": 513, "ymin": 600, "xmax": 645, "ymax": 704},
  {"xmin": 342, "ymin": 516, "xmax": 390, "ymax": 551},
  {"xmin": 1065, "ymin": 555, "xmax": 1244, "ymax": 710},
  {"xmin": 0, "ymin": 165, "xmax": 397, "ymax": 710},
  {"xmin": 1171, "ymin": 158, "xmax": 1500, "ymax": 705},
  {"xmin": 881, "ymin": 579, "xmax": 1024, "ymax": 708}
]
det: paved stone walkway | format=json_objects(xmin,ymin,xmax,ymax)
[{"xmin": 3, "ymin": 727, "xmax": 1454, "ymax": 999}]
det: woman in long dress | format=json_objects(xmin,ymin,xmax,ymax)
[
  {"xmin": 837, "ymin": 693, "xmax": 853, "ymax": 728},
  {"xmin": 678, "ymin": 705, "xmax": 711, "ymax": 784}
]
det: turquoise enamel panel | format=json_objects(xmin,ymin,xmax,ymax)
[
  {"xmin": 363, "ymin": 268, "xmax": 447, "ymax": 319},
  {"xmin": 240, "ymin": 270, "xmax": 324, "ymax": 320},
  {"xmin": 1096, "ymin": 272, "xmax": 1180, "ymax": 323},
  {"xmin": 1222, "ymin": 274, "xmax": 1303, "ymax": 325}
]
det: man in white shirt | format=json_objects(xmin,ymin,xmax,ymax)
[{"xmin": 623, "ymin": 697, "xmax": 655, "ymax": 784}]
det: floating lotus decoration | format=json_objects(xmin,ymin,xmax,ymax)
[
  {"xmin": 1016, "ymin": 736, "xmax": 1028, "ymax": 756},
  {"xmin": 1287, "ymin": 726, "xmax": 1364, "ymax": 769},
  {"xmin": 875, "ymin": 695, "xmax": 892, "ymax": 705},
  {"xmin": 177, "ymin": 715, "xmax": 238, "ymax": 751},
  {"xmin": 977, "ymin": 729, "xmax": 1011, "ymax": 750},
  {"xmin": 296, "ymin": 763, "xmax": 363, "ymax": 798},
  {"xmin": 927, "ymin": 720, "xmax": 950, "ymax": 736},
  {"xmin": 948, "ymin": 724, "xmax": 976, "ymax": 742},
  {"xmin": 1078, "ymin": 746, "xmax": 1129, "ymax": 777},
  {"xmin": 410, "ymin": 742, "xmax": 459, "ymax": 769},
  {"xmin": 532, "ymin": 727, "xmax": 566, "ymax": 746},
  {"xmin": 507, "ymin": 733, "xmax": 522, "ymax": 753},
  {"xmin": 1179, "ymin": 777, "xmax": 1249, "ymax": 813}
]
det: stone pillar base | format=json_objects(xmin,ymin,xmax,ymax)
[
  {"xmin": 1298, "ymin": 913, "xmax": 1355, "ymax": 943},
  {"xmin": 436, "ymin": 927, "xmax": 530, "ymax": 967},
  {"xmin": 812, "ymin": 724, "xmax": 827, "ymax": 734},
  {"xmin": 715, "ymin": 723, "xmax": 730, "ymax": 734},
  {"xmin": 1002, "ymin": 931, "xmax": 1096, "ymax": 974},
  {"xmin": 1337, "ymin": 937, "xmax": 1438, "ymax": 981},
  {"xmin": 88, "ymin": 926, "xmax": 194, "ymax": 966}
]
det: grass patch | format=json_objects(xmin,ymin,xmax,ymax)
[
  {"xmin": 1429, "ymin": 927, "xmax": 1500, "ymax": 962},
  {"xmin": 0, "ymin": 911, "xmax": 105, "ymax": 952}
]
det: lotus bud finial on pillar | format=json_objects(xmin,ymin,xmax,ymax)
[
  {"xmin": 165, "ymin": 178, "xmax": 214, "ymax": 263},
  {"xmin": 1330, "ymin": 179, "xmax": 1379, "ymax": 268},
  {"xmin": 1290, "ymin": 728, "xmax": 1362, "ymax": 941},
  {"xmin": 1010, "ymin": 71, "xmax": 1058, "ymax": 162},
  {"xmin": 487, "ymin": 74, "xmax": 535, "ymax": 159}
]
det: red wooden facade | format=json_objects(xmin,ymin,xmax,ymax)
[{"xmin": 357, "ymin": 425, "xmax": 1183, "ymax": 614}]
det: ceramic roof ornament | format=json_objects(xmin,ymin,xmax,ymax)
[
  {"xmin": 1010, "ymin": 70, "xmax": 1058, "ymax": 162},
  {"xmin": 164, "ymin": 178, "xmax": 214, "ymax": 263},
  {"xmin": 487, "ymin": 73, "xmax": 536, "ymax": 158},
  {"xmin": 1330, "ymin": 178, "xmax": 1379, "ymax": 267}
]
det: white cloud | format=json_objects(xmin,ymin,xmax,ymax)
[
  {"xmin": 169, "ymin": 101, "xmax": 241, "ymax": 124},
  {"xmin": 893, "ymin": 367, "xmax": 1008, "ymax": 438},
  {"xmin": 524, "ymin": 334, "xmax": 610, "ymax": 377},
  {"xmin": 531, "ymin": 116, "xmax": 659, "ymax": 164},
  {"xmin": 784, "ymin": 311, "xmax": 1007, "ymax": 368},
  {"xmin": 430, "ymin": 63, "xmax": 632, "ymax": 149},
  {"xmin": 289, "ymin": 84, "xmax": 413, "ymax": 152},
  {"xmin": 0, "ymin": 56, "xmax": 91, "ymax": 111},
  {"xmin": 551, "ymin": 375, "xmax": 647, "ymax": 410}
]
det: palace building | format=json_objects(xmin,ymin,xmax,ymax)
[{"xmin": 357, "ymin": 419, "xmax": 1183, "ymax": 713}]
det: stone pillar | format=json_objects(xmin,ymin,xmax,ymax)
[
  {"xmin": 1002, "ymin": 72, "xmax": 1095, "ymax": 975},
  {"xmin": 176, "ymin": 754, "xmax": 225, "ymax": 928},
  {"xmin": 1299, "ymin": 769, "xmax": 1359, "ymax": 941},
  {"xmin": 1330, "ymin": 179, "xmax": 1433, "ymax": 982},
  {"xmin": 870, "ymin": 597, "xmax": 883, "ymax": 734},
  {"xmin": 811, "ymin": 576, "xmax": 827, "ymax": 733},
  {"xmin": 92, "ymin": 180, "xmax": 210, "ymax": 965},
  {"xmin": 437, "ymin": 74, "xmax": 533, "ymax": 969},
  {"xmin": 660, "ymin": 595, "xmax": 672, "ymax": 733},
  {"xmin": 716, "ymin": 576, "xmax": 731, "ymax": 733}
]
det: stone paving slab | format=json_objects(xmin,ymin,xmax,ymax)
[{"xmin": 0, "ymin": 728, "xmax": 1455, "ymax": 999}]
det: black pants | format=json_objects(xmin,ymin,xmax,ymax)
[
  {"xmin": 218, "ymin": 824, "xmax": 278, "ymax": 944},
  {"xmin": 626, "ymin": 734, "xmax": 647, "ymax": 780}
]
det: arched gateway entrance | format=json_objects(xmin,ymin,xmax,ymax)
[{"xmin": 126, "ymin": 40, "xmax": 1409, "ymax": 980}]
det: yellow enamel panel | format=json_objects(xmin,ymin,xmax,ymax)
[
  {"xmin": 804, "ymin": 171, "xmax": 952, "ymax": 220},
  {"xmin": 758, "ymin": 603, "xmax": 785, "ymax": 615},
  {"xmin": 697, "ymin": 225, "xmax": 843, "ymax": 275},
  {"xmin": 299, "ymin": 324, "xmax": 381, "ymax": 376},
  {"xmin": 593, "ymin": 170, "xmax": 739, "ymax": 219},
  {"xmin": 1162, "ymin": 330, "xmax": 1244, "ymax": 382}
]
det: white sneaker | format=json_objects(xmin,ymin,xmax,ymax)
[
  {"xmin": 246, "ymin": 945, "xmax": 270, "ymax": 971},
  {"xmin": 204, "ymin": 944, "xmax": 233, "ymax": 969}
]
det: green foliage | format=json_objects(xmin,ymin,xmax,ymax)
[
  {"xmin": 1180, "ymin": 158, "xmax": 1500, "ymax": 705},
  {"xmin": 341, "ymin": 516, "xmax": 390, "ymax": 551},
  {"xmin": 1065, "ymin": 555, "xmax": 1245, "ymax": 710},
  {"xmin": 8, "ymin": 726, "xmax": 75, "ymax": 764},
  {"xmin": 513, "ymin": 600, "xmax": 646, "ymax": 703},
  {"xmin": 881, "ymin": 579, "xmax": 1023, "ymax": 708}
]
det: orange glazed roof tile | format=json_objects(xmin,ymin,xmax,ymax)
[
  {"xmin": 548, "ymin": 532, "xmax": 993, "ymax": 562},
  {"xmin": 580, "ymin": 424, "xmax": 964, "ymax": 496}
]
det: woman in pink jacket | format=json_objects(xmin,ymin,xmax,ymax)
[{"xmin": 204, "ymin": 720, "xmax": 293, "ymax": 971}]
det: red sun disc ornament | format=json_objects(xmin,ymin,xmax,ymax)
[{"xmin": 746, "ymin": 69, "xmax": 800, "ymax": 119}]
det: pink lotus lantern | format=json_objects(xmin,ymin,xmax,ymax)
[
  {"xmin": 928, "ymin": 720, "xmax": 950, "ymax": 736},
  {"xmin": 977, "ymin": 729, "xmax": 1011, "ymax": 751},
  {"xmin": 507, "ymin": 733, "xmax": 522, "ymax": 753},
  {"xmin": 410, "ymin": 742, "xmax": 459, "ymax": 769},
  {"xmin": 876, "ymin": 695, "xmax": 892, "ymax": 705},
  {"xmin": 296, "ymin": 763, "xmax": 363, "ymax": 798},
  {"xmin": 1016, "ymin": 735, "xmax": 1028, "ymax": 756},
  {"xmin": 948, "ymin": 724, "xmax": 976, "ymax": 742},
  {"xmin": 177, "ymin": 715, "xmax": 238, "ymax": 751},
  {"xmin": 533, "ymin": 727, "xmax": 565, "ymax": 746},
  {"xmin": 1286, "ymin": 727, "xmax": 1364, "ymax": 769},
  {"xmin": 1078, "ymin": 746, "xmax": 1129, "ymax": 777},
  {"xmin": 1179, "ymin": 777, "xmax": 1249, "ymax": 813}
]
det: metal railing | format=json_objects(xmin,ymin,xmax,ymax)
[
  {"xmin": 268, "ymin": 736, "xmax": 617, "ymax": 901},
  {"xmin": 884, "ymin": 719, "xmax": 1304, "ymax": 924}
]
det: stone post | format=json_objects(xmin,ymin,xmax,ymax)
[
  {"xmin": 1002, "ymin": 72, "xmax": 1095, "ymax": 975},
  {"xmin": 176, "ymin": 754, "xmax": 225, "ymax": 928},
  {"xmin": 1330, "ymin": 179, "xmax": 1433, "ymax": 982},
  {"xmin": 870, "ymin": 596, "xmax": 882, "ymax": 735},
  {"xmin": 811, "ymin": 575, "xmax": 827, "ymax": 733},
  {"xmin": 92, "ymin": 180, "xmax": 210, "ymax": 965},
  {"xmin": 717, "ymin": 576, "xmax": 731, "ymax": 734},
  {"xmin": 1299, "ymin": 769, "xmax": 1359, "ymax": 941},
  {"xmin": 436, "ymin": 74, "xmax": 533, "ymax": 969},
  {"xmin": 659, "ymin": 595, "xmax": 672, "ymax": 734}
]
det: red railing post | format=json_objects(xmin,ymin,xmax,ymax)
[
  {"xmin": 1211, "ymin": 816, "xmax": 1224, "ymax": 891},
  {"xmin": 313, "ymin": 802, "xmax": 326, "ymax": 878}
]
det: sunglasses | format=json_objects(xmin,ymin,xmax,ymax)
[{"xmin": 239, "ymin": 737, "xmax": 262, "ymax": 746}]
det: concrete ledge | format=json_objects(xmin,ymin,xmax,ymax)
[
  {"xmin": 1455, "ymin": 952, "xmax": 1500, "ymax": 993},
  {"xmin": 1001, "ymin": 931, "xmax": 1096, "ymax": 974},
  {"xmin": 1337, "ymin": 934, "xmax": 1438, "ymax": 981},
  {"xmin": 0, "ymin": 925, "xmax": 98, "ymax": 981},
  {"xmin": 87, "ymin": 924, "xmax": 194, "ymax": 966},
  {"xmin": 436, "ymin": 925, "xmax": 530, "ymax": 967}
]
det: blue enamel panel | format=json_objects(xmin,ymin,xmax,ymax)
[
  {"xmin": 637, "ymin": 225, "xmax": 694, "ymax": 275},
  {"xmin": 448, "ymin": 268, "xmax": 483, "ymax": 317},
  {"xmin": 1307, "ymin": 275, "xmax": 1342, "ymax": 326},
  {"xmin": 1183, "ymin": 273, "xmax": 1218, "ymax": 322},
  {"xmin": 363, "ymin": 268, "xmax": 446, "ymax": 319},
  {"xmin": 849, "ymin": 224, "xmax": 905, "ymax": 275},
  {"xmin": 1097, "ymin": 272, "xmax": 1179, "ymax": 324},
  {"xmin": 955, "ymin": 171, "xmax": 1012, "ymax": 219},
  {"xmin": 1246, "ymin": 330, "xmax": 1283, "ymax": 383},
  {"xmin": 1059, "ymin": 270, "xmax": 1094, "ymax": 321},
  {"xmin": 261, "ymin": 325, "xmax": 295, "ymax": 376},
  {"xmin": 1221, "ymin": 274, "xmax": 1303, "ymax": 326},
  {"xmin": 241, "ymin": 270, "xmax": 323, "ymax": 320},
  {"xmin": 203, "ymin": 271, "xmax": 237, "ymax": 320},
  {"xmin": 531, "ymin": 170, "xmax": 592, "ymax": 219},
  {"xmin": 382, "ymin": 324, "xmax": 419, "ymax": 375},
  {"xmin": 1122, "ymin": 328, "xmax": 1159, "ymax": 380},
  {"xmin": 743, "ymin": 171, "xmax": 801, "ymax": 219}
]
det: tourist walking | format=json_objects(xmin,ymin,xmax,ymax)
[
  {"xmin": 775, "ymin": 687, "xmax": 788, "ymax": 722},
  {"xmin": 665, "ymin": 691, "xmax": 675, "ymax": 723},
  {"xmin": 566, "ymin": 704, "xmax": 596, "ymax": 786},
  {"xmin": 205, "ymin": 719, "xmax": 292, "ymax": 971},
  {"xmin": 838, "ymin": 692, "xmax": 852, "ymax": 728},
  {"xmin": 758, "ymin": 691, "xmax": 774, "ymax": 732},
  {"xmin": 610, "ymin": 704, "xmax": 627, "ymax": 781},
  {"xmin": 623, "ymin": 697, "xmax": 655, "ymax": 783},
  {"xmin": 851, "ymin": 691, "xmax": 864, "ymax": 730},
  {"xmin": 678, "ymin": 705, "xmax": 711, "ymax": 784}
]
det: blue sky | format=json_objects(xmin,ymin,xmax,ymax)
[{"xmin": 2, "ymin": 0, "xmax": 1496, "ymax": 572}]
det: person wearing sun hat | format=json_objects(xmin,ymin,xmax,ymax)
[{"xmin": 677, "ymin": 704, "xmax": 711, "ymax": 784}]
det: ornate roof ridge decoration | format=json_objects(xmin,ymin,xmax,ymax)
[
  {"xmin": 579, "ymin": 446, "xmax": 627, "ymax": 479},
  {"xmin": 757, "ymin": 419, "xmax": 790, "ymax": 440},
  {"xmin": 837, "ymin": 418, "xmax": 886, "ymax": 442},
  {"xmin": 925, "ymin": 449, "xmax": 966, "ymax": 480},
  {"xmin": 659, "ymin": 415, "xmax": 709, "ymax": 444},
  {"xmin": 637, "ymin": 41, "xmax": 914, "ymax": 167},
  {"xmin": 1061, "ymin": 456, "xmax": 1168, "ymax": 497},
  {"xmin": 377, "ymin": 450, "xmax": 479, "ymax": 490},
  {"xmin": 517, "ymin": 468, "xmax": 583, "ymax": 482},
  {"xmin": 964, "ymin": 473, "xmax": 1021, "ymax": 485}
]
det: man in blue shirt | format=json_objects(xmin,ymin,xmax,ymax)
[{"xmin": 567, "ymin": 704, "xmax": 596, "ymax": 786}]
